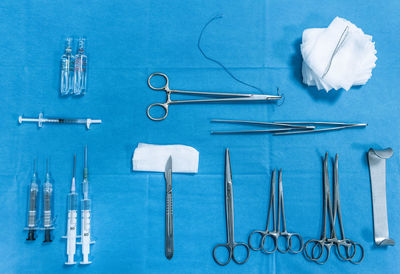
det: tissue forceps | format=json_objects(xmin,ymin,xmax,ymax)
[
  {"xmin": 211, "ymin": 119, "xmax": 367, "ymax": 135},
  {"xmin": 213, "ymin": 148, "xmax": 250, "ymax": 266},
  {"xmin": 248, "ymin": 169, "xmax": 303, "ymax": 254},
  {"xmin": 147, "ymin": 73, "xmax": 281, "ymax": 121},
  {"xmin": 304, "ymin": 153, "xmax": 364, "ymax": 264}
]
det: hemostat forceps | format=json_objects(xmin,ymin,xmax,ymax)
[
  {"xmin": 304, "ymin": 153, "xmax": 364, "ymax": 264},
  {"xmin": 248, "ymin": 169, "xmax": 303, "ymax": 254},
  {"xmin": 147, "ymin": 73, "xmax": 281, "ymax": 121},
  {"xmin": 212, "ymin": 148, "xmax": 250, "ymax": 266}
]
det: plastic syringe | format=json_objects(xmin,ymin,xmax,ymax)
[
  {"xmin": 19, "ymin": 113, "xmax": 102, "ymax": 129},
  {"xmin": 63, "ymin": 155, "xmax": 78, "ymax": 265},
  {"xmin": 26, "ymin": 160, "xmax": 39, "ymax": 241},
  {"xmin": 42, "ymin": 160, "xmax": 55, "ymax": 242},
  {"xmin": 78, "ymin": 145, "xmax": 95, "ymax": 264}
]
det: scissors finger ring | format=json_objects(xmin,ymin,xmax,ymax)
[
  {"xmin": 288, "ymin": 233, "xmax": 304, "ymax": 254},
  {"xmin": 231, "ymin": 243, "xmax": 250, "ymax": 264},
  {"xmin": 147, "ymin": 103, "xmax": 169, "ymax": 121},
  {"xmin": 335, "ymin": 240, "xmax": 356, "ymax": 261},
  {"xmin": 248, "ymin": 230, "xmax": 265, "ymax": 251},
  {"xmin": 261, "ymin": 234, "xmax": 278, "ymax": 254},
  {"xmin": 276, "ymin": 234, "xmax": 290, "ymax": 254},
  {"xmin": 148, "ymin": 72, "xmax": 169, "ymax": 90},
  {"xmin": 212, "ymin": 244, "xmax": 232, "ymax": 266},
  {"xmin": 312, "ymin": 243, "xmax": 331, "ymax": 265},
  {"xmin": 349, "ymin": 242, "xmax": 365, "ymax": 264},
  {"xmin": 304, "ymin": 240, "xmax": 324, "ymax": 261}
]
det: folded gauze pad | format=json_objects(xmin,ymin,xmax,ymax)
[
  {"xmin": 301, "ymin": 17, "xmax": 377, "ymax": 92},
  {"xmin": 132, "ymin": 143, "xmax": 199, "ymax": 173}
]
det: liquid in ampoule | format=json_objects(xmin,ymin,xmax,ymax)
[
  {"xmin": 60, "ymin": 38, "xmax": 74, "ymax": 96},
  {"xmin": 73, "ymin": 37, "xmax": 87, "ymax": 95}
]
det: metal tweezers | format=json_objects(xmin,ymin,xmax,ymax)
[{"xmin": 210, "ymin": 119, "xmax": 367, "ymax": 135}]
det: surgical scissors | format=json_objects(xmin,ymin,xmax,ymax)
[
  {"xmin": 147, "ymin": 73, "xmax": 281, "ymax": 121},
  {"xmin": 304, "ymin": 153, "xmax": 364, "ymax": 264},
  {"xmin": 248, "ymin": 169, "xmax": 303, "ymax": 254},
  {"xmin": 213, "ymin": 148, "xmax": 250, "ymax": 266}
]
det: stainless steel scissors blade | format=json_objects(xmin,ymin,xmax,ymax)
[
  {"xmin": 225, "ymin": 148, "xmax": 234, "ymax": 243},
  {"xmin": 213, "ymin": 149, "xmax": 250, "ymax": 266}
]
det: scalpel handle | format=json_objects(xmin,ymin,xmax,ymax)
[{"xmin": 165, "ymin": 190, "xmax": 174, "ymax": 259}]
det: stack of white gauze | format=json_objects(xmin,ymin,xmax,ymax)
[
  {"xmin": 301, "ymin": 17, "xmax": 377, "ymax": 92},
  {"xmin": 132, "ymin": 143, "xmax": 199, "ymax": 173}
]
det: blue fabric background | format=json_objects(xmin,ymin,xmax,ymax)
[{"xmin": 0, "ymin": 0, "xmax": 399, "ymax": 273}]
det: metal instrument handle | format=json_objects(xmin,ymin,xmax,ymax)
[{"xmin": 165, "ymin": 191, "xmax": 173, "ymax": 259}]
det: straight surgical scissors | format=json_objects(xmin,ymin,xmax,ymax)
[
  {"xmin": 213, "ymin": 148, "xmax": 250, "ymax": 266},
  {"xmin": 304, "ymin": 153, "xmax": 364, "ymax": 264},
  {"xmin": 147, "ymin": 73, "xmax": 281, "ymax": 121},
  {"xmin": 248, "ymin": 169, "xmax": 303, "ymax": 254}
]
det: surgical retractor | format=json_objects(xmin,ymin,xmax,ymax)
[
  {"xmin": 367, "ymin": 148, "xmax": 395, "ymax": 246},
  {"xmin": 18, "ymin": 113, "xmax": 102, "ymax": 129},
  {"xmin": 63, "ymin": 155, "xmax": 78, "ymax": 265},
  {"xmin": 25, "ymin": 160, "xmax": 39, "ymax": 241},
  {"xmin": 42, "ymin": 160, "xmax": 55, "ymax": 242},
  {"xmin": 78, "ymin": 145, "xmax": 95, "ymax": 264}
]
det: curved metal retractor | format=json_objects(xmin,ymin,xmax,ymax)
[
  {"xmin": 212, "ymin": 149, "xmax": 250, "ymax": 266},
  {"xmin": 248, "ymin": 169, "xmax": 304, "ymax": 255},
  {"xmin": 147, "ymin": 73, "xmax": 281, "ymax": 121},
  {"xmin": 367, "ymin": 148, "xmax": 395, "ymax": 246},
  {"xmin": 304, "ymin": 153, "xmax": 364, "ymax": 264}
]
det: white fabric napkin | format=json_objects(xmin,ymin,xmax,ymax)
[
  {"xmin": 132, "ymin": 143, "xmax": 199, "ymax": 173},
  {"xmin": 301, "ymin": 17, "xmax": 377, "ymax": 92}
]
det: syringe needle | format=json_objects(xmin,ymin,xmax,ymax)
[
  {"xmin": 71, "ymin": 155, "xmax": 76, "ymax": 192},
  {"xmin": 73, "ymin": 155, "xmax": 76, "ymax": 178}
]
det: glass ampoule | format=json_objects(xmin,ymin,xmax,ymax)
[
  {"xmin": 60, "ymin": 37, "xmax": 74, "ymax": 96},
  {"xmin": 73, "ymin": 37, "xmax": 87, "ymax": 95}
]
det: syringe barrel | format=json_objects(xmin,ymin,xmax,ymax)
[
  {"xmin": 28, "ymin": 210, "xmax": 37, "ymax": 228},
  {"xmin": 43, "ymin": 182, "xmax": 53, "ymax": 227},
  {"xmin": 82, "ymin": 199, "xmax": 91, "ymax": 211},
  {"xmin": 68, "ymin": 192, "xmax": 78, "ymax": 211},
  {"xmin": 28, "ymin": 183, "xmax": 38, "ymax": 227},
  {"xmin": 43, "ymin": 210, "xmax": 51, "ymax": 228},
  {"xmin": 82, "ymin": 179, "xmax": 89, "ymax": 198},
  {"xmin": 28, "ymin": 188, "xmax": 38, "ymax": 211},
  {"xmin": 43, "ymin": 182, "xmax": 53, "ymax": 211},
  {"xmin": 81, "ymin": 199, "xmax": 92, "ymax": 239},
  {"xmin": 66, "ymin": 209, "xmax": 78, "ymax": 264}
]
